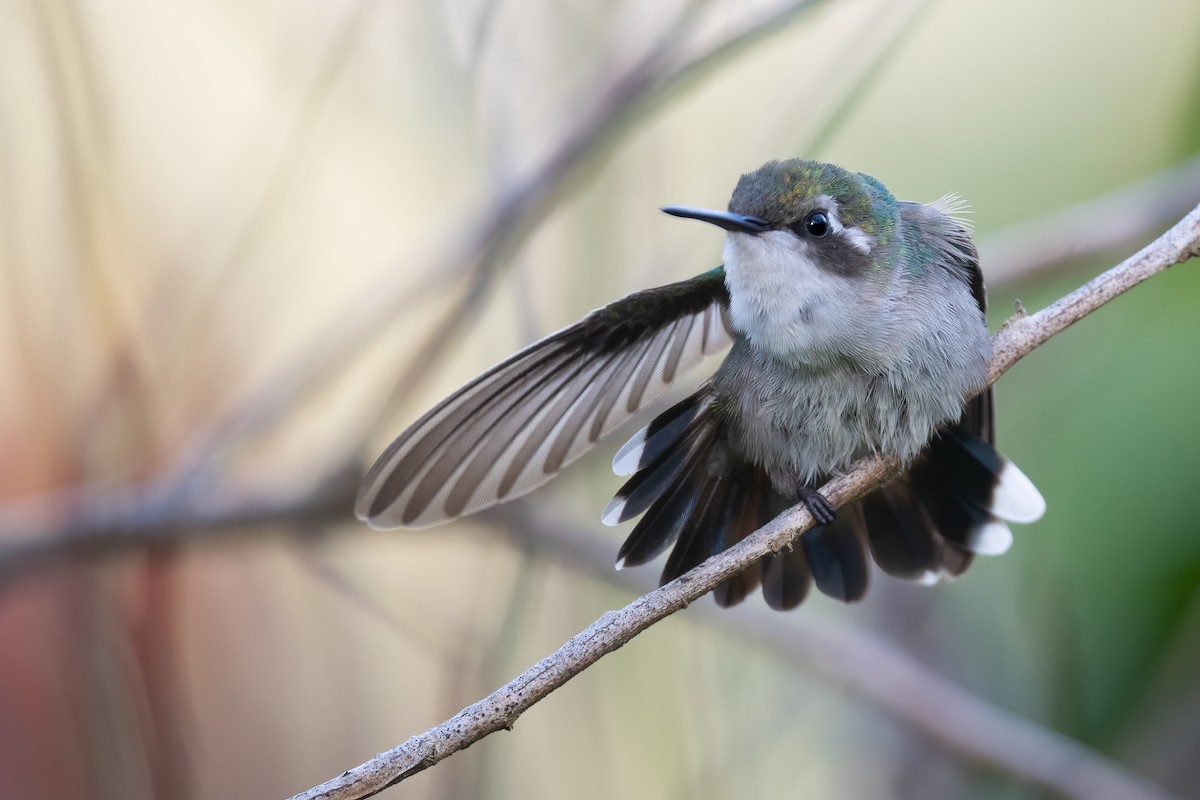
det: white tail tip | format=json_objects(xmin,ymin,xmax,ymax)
[
  {"xmin": 991, "ymin": 461, "xmax": 1046, "ymax": 523},
  {"xmin": 601, "ymin": 497, "xmax": 626, "ymax": 527},
  {"xmin": 971, "ymin": 520, "xmax": 1014, "ymax": 556},
  {"xmin": 612, "ymin": 426, "xmax": 649, "ymax": 476}
]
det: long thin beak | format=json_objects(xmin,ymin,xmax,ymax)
[{"xmin": 661, "ymin": 205, "xmax": 771, "ymax": 234}]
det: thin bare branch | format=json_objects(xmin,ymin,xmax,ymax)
[
  {"xmin": 287, "ymin": 202, "xmax": 1200, "ymax": 800},
  {"xmin": 986, "ymin": 200, "xmax": 1200, "ymax": 384},
  {"xmin": 492, "ymin": 507, "xmax": 1178, "ymax": 800}
]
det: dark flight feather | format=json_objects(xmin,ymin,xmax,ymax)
[
  {"xmin": 356, "ymin": 269, "xmax": 731, "ymax": 529},
  {"xmin": 800, "ymin": 507, "xmax": 870, "ymax": 603},
  {"xmin": 614, "ymin": 427, "xmax": 716, "ymax": 569}
]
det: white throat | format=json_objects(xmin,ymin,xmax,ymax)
[{"xmin": 723, "ymin": 230, "xmax": 880, "ymax": 366}]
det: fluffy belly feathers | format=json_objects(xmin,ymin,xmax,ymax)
[{"xmin": 713, "ymin": 340, "xmax": 983, "ymax": 490}]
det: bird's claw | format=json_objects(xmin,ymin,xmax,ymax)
[{"xmin": 798, "ymin": 487, "xmax": 837, "ymax": 527}]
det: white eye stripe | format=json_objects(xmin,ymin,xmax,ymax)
[
  {"xmin": 841, "ymin": 226, "xmax": 872, "ymax": 254},
  {"xmin": 823, "ymin": 205, "xmax": 871, "ymax": 254}
]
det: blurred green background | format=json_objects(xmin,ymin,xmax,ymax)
[{"xmin": 1, "ymin": 0, "xmax": 1199, "ymax": 798}]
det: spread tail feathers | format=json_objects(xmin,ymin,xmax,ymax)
[
  {"xmin": 604, "ymin": 389, "xmax": 790, "ymax": 605},
  {"xmin": 604, "ymin": 388, "xmax": 871, "ymax": 610},
  {"xmin": 606, "ymin": 391, "xmax": 1044, "ymax": 610},
  {"xmin": 866, "ymin": 424, "xmax": 1045, "ymax": 582}
]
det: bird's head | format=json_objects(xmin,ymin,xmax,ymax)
[
  {"xmin": 663, "ymin": 159, "xmax": 900, "ymax": 282},
  {"xmin": 662, "ymin": 159, "xmax": 908, "ymax": 365}
]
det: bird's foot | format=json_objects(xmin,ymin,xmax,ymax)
[{"xmin": 797, "ymin": 485, "xmax": 837, "ymax": 527}]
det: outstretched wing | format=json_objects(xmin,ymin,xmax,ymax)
[{"xmin": 357, "ymin": 268, "xmax": 732, "ymax": 529}]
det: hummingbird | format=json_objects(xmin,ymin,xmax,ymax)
[{"xmin": 356, "ymin": 159, "xmax": 1045, "ymax": 610}]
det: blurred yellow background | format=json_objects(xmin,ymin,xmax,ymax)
[{"xmin": 2, "ymin": 0, "xmax": 1199, "ymax": 798}]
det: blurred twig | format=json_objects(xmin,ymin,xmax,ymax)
[
  {"xmin": 979, "ymin": 153, "xmax": 1200, "ymax": 284},
  {"xmin": 1115, "ymin": 584, "xmax": 1200, "ymax": 795},
  {"xmin": 0, "ymin": 461, "xmax": 360, "ymax": 588},
  {"xmin": 803, "ymin": 0, "xmax": 930, "ymax": 156},
  {"xmin": 177, "ymin": 0, "xmax": 830, "ymax": 465},
  {"xmin": 30, "ymin": 0, "xmax": 161, "ymax": 472},
  {"xmin": 174, "ymin": 0, "xmax": 379, "ymax": 344},
  {"xmin": 287, "ymin": 202, "xmax": 1200, "ymax": 800},
  {"xmin": 295, "ymin": 548, "xmax": 467, "ymax": 655}
]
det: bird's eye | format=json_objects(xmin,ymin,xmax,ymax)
[{"xmin": 805, "ymin": 211, "xmax": 830, "ymax": 238}]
